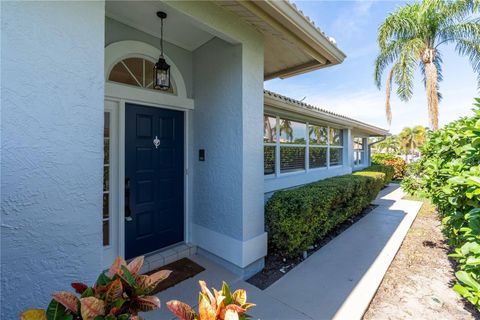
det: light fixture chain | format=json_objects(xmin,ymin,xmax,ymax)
[{"xmin": 160, "ymin": 17, "xmax": 164, "ymax": 57}]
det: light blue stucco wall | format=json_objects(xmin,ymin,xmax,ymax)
[
  {"xmin": 105, "ymin": 17, "xmax": 194, "ymax": 99},
  {"xmin": 167, "ymin": 1, "xmax": 267, "ymax": 274},
  {"xmin": 192, "ymin": 38, "xmax": 243, "ymax": 238},
  {"xmin": 1, "ymin": 2, "xmax": 105, "ymax": 318}
]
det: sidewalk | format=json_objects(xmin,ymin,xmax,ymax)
[{"xmin": 146, "ymin": 184, "xmax": 422, "ymax": 320}]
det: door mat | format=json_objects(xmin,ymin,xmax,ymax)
[{"xmin": 145, "ymin": 257, "xmax": 205, "ymax": 295}]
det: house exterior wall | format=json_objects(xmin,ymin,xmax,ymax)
[
  {"xmin": 167, "ymin": 0, "xmax": 267, "ymax": 277},
  {"xmin": 1, "ymin": 1, "xmax": 105, "ymax": 318}
]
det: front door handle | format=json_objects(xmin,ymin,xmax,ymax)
[{"xmin": 125, "ymin": 178, "xmax": 132, "ymax": 222}]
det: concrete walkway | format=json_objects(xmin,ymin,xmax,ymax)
[{"xmin": 146, "ymin": 184, "xmax": 422, "ymax": 320}]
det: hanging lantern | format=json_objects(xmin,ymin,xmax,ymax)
[{"xmin": 154, "ymin": 11, "xmax": 171, "ymax": 91}]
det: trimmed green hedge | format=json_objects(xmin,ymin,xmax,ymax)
[
  {"xmin": 360, "ymin": 164, "xmax": 394, "ymax": 185},
  {"xmin": 266, "ymin": 171, "xmax": 385, "ymax": 258}
]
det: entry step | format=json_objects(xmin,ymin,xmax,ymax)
[{"xmin": 141, "ymin": 243, "xmax": 197, "ymax": 273}]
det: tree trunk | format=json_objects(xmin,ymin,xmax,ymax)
[{"xmin": 422, "ymin": 48, "xmax": 439, "ymax": 130}]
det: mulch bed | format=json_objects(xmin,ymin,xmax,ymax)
[
  {"xmin": 247, "ymin": 204, "xmax": 378, "ymax": 290},
  {"xmin": 145, "ymin": 257, "xmax": 205, "ymax": 294}
]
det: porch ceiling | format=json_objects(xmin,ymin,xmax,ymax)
[{"xmin": 215, "ymin": 0, "xmax": 347, "ymax": 80}]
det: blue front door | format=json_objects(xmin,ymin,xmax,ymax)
[{"xmin": 125, "ymin": 103, "xmax": 184, "ymax": 259}]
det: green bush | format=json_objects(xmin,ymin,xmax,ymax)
[
  {"xmin": 371, "ymin": 153, "xmax": 398, "ymax": 163},
  {"xmin": 266, "ymin": 172, "xmax": 384, "ymax": 258},
  {"xmin": 360, "ymin": 164, "xmax": 394, "ymax": 185},
  {"xmin": 372, "ymin": 154, "xmax": 406, "ymax": 179},
  {"xmin": 402, "ymin": 100, "xmax": 480, "ymax": 310}
]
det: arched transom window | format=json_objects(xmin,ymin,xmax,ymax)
[{"xmin": 108, "ymin": 57, "xmax": 176, "ymax": 94}]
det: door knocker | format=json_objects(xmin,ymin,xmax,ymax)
[{"xmin": 153, "ymin": 136, "xmax": 161, "ymax": 149}]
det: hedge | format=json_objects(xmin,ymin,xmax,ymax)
[
  {"xmin": 266, "ymin": 170, "xmax": 385, "ymax": 258},
  {"xmin": 360, "ymin": 164, "xmax": 394, "ymax": 185},
  {"xmin": 372, "ymin": 154, "xmax": 406, "ymax": 179}
]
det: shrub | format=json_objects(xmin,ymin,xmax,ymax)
[
  {"xmin": 371, "ymin": 153, "xmax": 398, "ymax": 163},
  {"xmin": 360, "ymin": 164, "xmax": 394, "ymax": 185},
  {"xmin": 372, "ymin": 154, "xmax": 406, "ymax": 179},
  {"xmin": 167, "ymin": 281, "xmax": 255, "ymax": 320},
  {"xmin": 402, "ymin": 100, "xmax": 480, "ymax": 310},
  {"xmin": 21, "ymin": 256, "xmax": 171, "ymax": 320},
  {"xmin": 266, "ymin": 172, "xmax": 384, "ymax": 258}
]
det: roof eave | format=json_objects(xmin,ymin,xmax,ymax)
[
  {"xmin": 264, "ymin": 92, "xmax": 389, "ymax": 136},
  {"xmin": 219, "ymin": 0, "xmax": 346, "ymax": 79}
]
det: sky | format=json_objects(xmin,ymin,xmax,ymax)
[{"xmin": 263, "ymin": 0, "xmax": 479, "ymax": 134}]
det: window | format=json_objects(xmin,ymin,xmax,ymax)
[
  {"xmin": 108, "ymin": 57, "xmax": 176, "ymax": 94},
  {"xmin": 280, "ymin": 118, "xmax": 306, "ymax": 173},
  {"xmin": 329, "ymin": 128, "xmax": 344, "ymax": 166},
  {"xmin": 103, "ymin": 112, "xmax": 111, "ymax": 246},
  {"xmin": 263, "ymin": 114, "xmax": 344, "ymax": 175},
  {"xmin": 354, "ymin": 137, "xmax": 365, "ymax": 166},
  {"xmin": 309, "ymin": 125, "xmax": 328, "ymax": 168},
  {"xmin": 264, "ymin": 115, "xmax": 276, "ymax": 175}
]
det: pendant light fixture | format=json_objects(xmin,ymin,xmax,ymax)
[{"xmin": 153, "ymin": 11, "xmax": 171, "ymax": 91}]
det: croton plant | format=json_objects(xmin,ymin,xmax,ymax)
[
  {"xmin": 167, "ymin": 281, "xmax": 255, "ymax": 320},
  {"xmin": 21, "ymin": 256, "xmax": 171, "ymax": 320}
]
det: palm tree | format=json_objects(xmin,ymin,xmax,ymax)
[
  {"xmin": 309, "ymin": 125, "xmax": 327, "ymax": 144},
  {"xmin": 280, "ymin": 119, "xmax": 293, "ymax": 142},
  {"xmin": 399, "ymin": 125, "xmax": 427, "ymax": 160},
  {"xmin": 264, "ymin": 116, "xmax": 275, "ymax": 142},
  {"xmin": 374, "ymin": 0, "xmax": 480, "ymax": 130},
  {"xmin": 376, "ymin": 135, "xmax": 400, "ymax": 153}
]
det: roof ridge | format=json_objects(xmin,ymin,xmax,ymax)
[{"xmin": 263, "ymin": 89, "xmax": 388, "ymax": 133}]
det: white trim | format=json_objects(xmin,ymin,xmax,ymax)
[
  {"xmin": 192, "ymin": 223, "xmax": 267, "ymax": 268},
  {"xmin": 102, "ymin": 96, "xmax": 191, "ymax": 268},
  {"xmin": 103, "ymin": 101, "xmax": 120, "ymax": 266},
  {"xmin": 105, "ymin": 40, "xmax": 188, "ymax": 100},
  {"xmin": 103, "ymin": 40, "xmax": 193, "ymax": 268}
]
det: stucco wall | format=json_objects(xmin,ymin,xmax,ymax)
[
  {"xmin": 105, "ymin": 17, "xmax": 194, "ymax": 99},
  {"xmin": 1, "ymin": 2, "xmax": 105, "ymax": 318},
  {"xmin": 192, "ymin": 38, "xmax": 243, "ymax": 238},
  {"xmin": 167, "ymin": 1, "xmax": 266, "ymax": 272}
]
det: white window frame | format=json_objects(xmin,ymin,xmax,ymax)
[
  {"xmin": 353, "ymin": 136, "xmax": 367, "ymax": 167},
  {"xmin": 263, "ymin": 114, "xmax": 345, "ymax": 178}
]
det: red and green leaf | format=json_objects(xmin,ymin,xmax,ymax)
[
  {"xmin": 52, "ymin": 291, "xmax": 79, "ymax": 313},
  {"xmin": 166, "ymin": 300, "xmax": 197, "ymax": 320},
  {"xmin": 144, "ymin": 269, "xmax": 172, "ymax": 293},
  {"xmin": 131, "ymin": 295, "xmax": 161, "ymax": 312},
  {"xmin": 80, "ymin": 297, "xmax": 105, "ymax": 320},
  {"xmin": 107, "ymin": 256, "xmax": 127, "ymax": 278},
  {"xmin": 71, "ymin": 282, "xmax": 88, "ymax": 294},
  {"xmin": 105, "ymin": 279, "xmax": 123, "ymax": 303},
  {"xmin": 126, "ymin": 256, "xmax": 144, "ymax": 275}
]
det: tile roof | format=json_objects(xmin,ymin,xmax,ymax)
[
  {"xmin": 284, "ymin": 0, "xmax": 338, "ymax": 46},
  {"xmin": 264, "ymin": 89, "xmax": 389, "ymax": 135}
]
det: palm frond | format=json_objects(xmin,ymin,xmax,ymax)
[
  {"xmin": 377, "ymin": 4, "xmax": 419, "ymax": 50},
  {"xmin": 392, "ymin": 39, "xmax": 424, "ymax": 101},
  {"xmin": 455, "ymin": 38, "xmax": 480, "ymax": 88},
  {"xmin": 374, "ymin": 39, "xmax": 409, "ymax": 88},
  {"xmin": 437, "ymin": 18, "xmax": 480, "ymax": 46}
]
